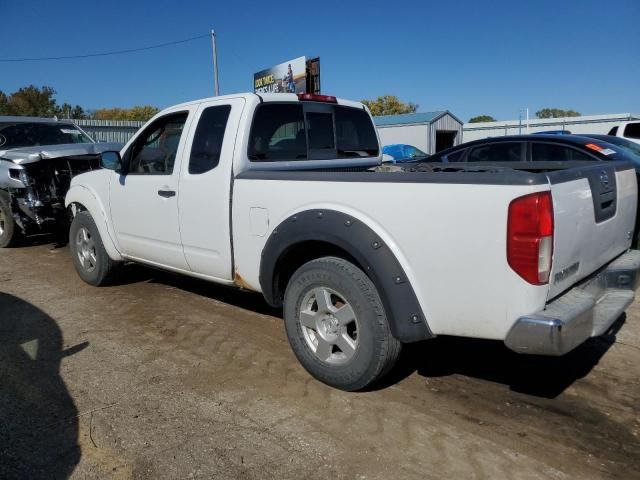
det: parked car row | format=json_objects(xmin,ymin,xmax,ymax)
[
  {"xmin": 420, "ymin": 133, "xmax": 640, "ymax": 165},
  {"xmin": 3, "ymin": 95, "xmax": 640, "ymax": 392}
]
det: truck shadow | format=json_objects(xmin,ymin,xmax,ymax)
[
  {"xmin": 383, "ymin": 316, "xmax": 625, "ymax": 398},
  {"xmin": 110, "ymin": 264, "xmax": 621, "ymax": 399},
  {"xmin": 117, "ymin": 264, "xmax": 281, "ymax": 316},
  {"xmin": 0, "ymin": 292, "xmax": 85, "ymax": 479}
]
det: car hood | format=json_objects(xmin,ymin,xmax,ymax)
[{"xmin": 0, "ymin": 142, "xmax": 123, "ymax": 165}]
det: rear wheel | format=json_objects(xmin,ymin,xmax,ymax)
[
  {"xmin": 0, "ymin": 194, "xmax": 21, "ymax": 248},
  {"xmin": 283, "ymin": 256, "xmax": 401, "ymax": 391},
  {"xmin": 69, "ymin": 211, "xmax": 118, "ymax": 286}
]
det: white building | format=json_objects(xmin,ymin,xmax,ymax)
[
  {"xmin": 463, "ymin": 113, "xmax": 640, "ymax": 142},
  {"xmin": 374, "ymin": 111, "xmax": 464, "ymax": 154}
]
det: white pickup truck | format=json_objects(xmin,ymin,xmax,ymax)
[
  {"xmin": 66, "ymin": 92, "xmax": 640, "ymax": 391},
  {"xmin": 608, "ymin": 120, "xmax": 640, "ymax": 145}
]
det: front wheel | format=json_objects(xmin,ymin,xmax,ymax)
[
  {"xmin": 283, "ymin": 256, "xmax": 402, "ymax": 391},
  {"xmin": 69, "ymin": 211, "xmax": 118, "ymax": 286},
  {"xmin": 0, "ymin": 194, "xmax": 22, "ymax": 248}
]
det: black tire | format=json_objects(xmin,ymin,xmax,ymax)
[
  {"xmin": 69, "ymin": 211, "xmax": 118, "ymax": 286},
  {"xmin": 283, "ymin": 256, "xmax": 402, "ymax": 391},
  {"xmin": 0, "ymin": 194, "xmax": 21, "ymax": 248}
]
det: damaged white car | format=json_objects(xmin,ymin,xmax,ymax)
[{"xmin": 0, "ymin": 116, "xmax": 121, "ymax": 247}]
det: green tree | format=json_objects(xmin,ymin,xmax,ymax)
[
  {"xmin": 361, "ymin": 95, "xmax": 418, "ymax": 116},
  {"xmin": 71, "ymin": 105, "xmax": 86, "ymax": 119},
  {"xmin": 0, "ymin": 90, "xmax": 8, "ymax": 115},
  {"xmin": 4, "ymin": 85, "xmax": 58, "ymax": 116},
  {"xmin": 469, "ymin": 115, "xmax": 496, "ymax": 123},
  {"xmin": 535, "ymin": 108, "xmax": 581, "ymax": 119},
  {"xmin": 55, "ymin": 103, "xmax": 87, "ymax": 119},
  {"xmin": 93, "ymin": 105, "xmax": 159, "ymax": 121}
]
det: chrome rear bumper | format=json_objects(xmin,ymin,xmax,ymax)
[{"xmin": 505, "ymin": 250, "xmax": 640, "ymax": 356}]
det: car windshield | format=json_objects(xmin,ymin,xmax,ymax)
[{"xmin": 0, "ymin": 121, "xmax": 94, "ymax": 149}]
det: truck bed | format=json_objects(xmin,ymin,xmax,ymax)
[{"xmin": 234, "ymin": 160, "xmax": 637, "ymax": 340}]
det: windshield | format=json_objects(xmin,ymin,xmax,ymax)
[{"xmin": 0, "ymin": 122, "xmax": 94, "ymax": 149}]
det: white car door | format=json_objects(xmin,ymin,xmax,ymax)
[
  {"xmin": 109, "ymin": 108, "xmax": 193, "ymax": 269},
  {"xmin": 177, "ymin": 97, "xmax": 245, "ymax": 279}
]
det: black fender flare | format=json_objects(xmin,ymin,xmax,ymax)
[{"xmin": 259, "ymin": 209, "xmax": 433, "ymax": 343}]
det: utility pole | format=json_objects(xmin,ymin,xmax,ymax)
[
  {"xmin": 518, "ymin": 110, "xmax": 522, "ymax": 135},
  {"xmin": 210, "ymin": 29, "xmax": 219, "ymax": 96}
]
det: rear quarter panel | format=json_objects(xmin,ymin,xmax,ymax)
[{"xmin": 232, "ymin": 176, "xmax": 549, "ymax": 340}]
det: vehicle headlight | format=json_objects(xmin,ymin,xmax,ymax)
[{"xmin": 18, "ymin": 170, "xmax": 31, "ymax": 186}]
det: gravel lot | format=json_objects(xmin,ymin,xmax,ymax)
[{"xmin": 1, "ymin": 241, "xmax": 639, "ymax": 479}]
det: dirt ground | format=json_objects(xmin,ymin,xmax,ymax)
[{"xmin": 1, "ymin": 241, "xmax": 639, "ymax": 480}]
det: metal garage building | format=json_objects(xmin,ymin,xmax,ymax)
[
  {"xmin": 374, "ymin": 111, "xmax": 464, "ymax": 154},
  {"xmin": 463, "ymin": 113, "xmax": 640, "ymax": 142}
]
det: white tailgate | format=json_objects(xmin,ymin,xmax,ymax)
[{"xmin": 548, "ymin": 164, "xmax": 637, "ymax": 299}]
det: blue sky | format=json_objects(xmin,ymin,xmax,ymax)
[{"xmin": 1, "ymin": 0, "xmax": 639, "ymax": 121}]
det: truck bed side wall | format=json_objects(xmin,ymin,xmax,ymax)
[{"xmin": 232, "ymin": 175, "xmax": 549, "ymax": 340}]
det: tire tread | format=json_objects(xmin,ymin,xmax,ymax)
[{"xmin": 284, "ymin": 256, "xmax": 401, "ymax": 391}]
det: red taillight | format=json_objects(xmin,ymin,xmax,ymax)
[
  {"xmin": 296, "ymin": 93, "xmax": 337, "ymax": 103},
  {"xmin": 507, "ymin": 191, "xmax": 554, "ymax": 285}
]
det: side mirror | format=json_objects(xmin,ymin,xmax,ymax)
[{"xmin": 100, "ymin": 151, "xmax": 125, "ymax": 173}]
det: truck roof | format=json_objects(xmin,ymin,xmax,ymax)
[{"xmin": 166, "ymin": 93, "xmax": 364, "ymax": 111}]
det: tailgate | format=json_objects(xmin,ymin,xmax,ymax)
[{"xmin": 547, "ymin": 162, "xmax": 637, "ymax": 299}]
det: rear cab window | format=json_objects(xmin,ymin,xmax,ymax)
[{"xmin": 248, "ymin": 102, "xmax": 379, "ymax": 162}]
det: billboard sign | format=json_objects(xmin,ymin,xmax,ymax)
[{"xmin": 254, "ymin": 56, "xmax": 307, "ymax": 94}]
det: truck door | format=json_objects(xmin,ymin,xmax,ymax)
[
  {"xmin": 177, "ymin": 98, "xmax": 245, "ymax": 279},
  {"xmin": 109, "ymin": 109, "xmax": 192, "ymax": 269}
]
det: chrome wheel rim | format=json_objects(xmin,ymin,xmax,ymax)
[
  {"xmin": 0, "ymin": 206, "xmax": 5, "ymax": 236},
  {"xmin": 299, "ymin": 287, "xmax": 359, "ymax": 365},
  {"xmin": 75, "ymin": 227, "xmax": 97, "ymax": 272}
]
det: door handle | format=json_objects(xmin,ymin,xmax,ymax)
[{"xmin": 157, "ymin": 189, "xmax": 176, "ymax": 198}]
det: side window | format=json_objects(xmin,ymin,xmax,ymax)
[
  {"xmin": 188, "ymin": 105, "xmax": 231, "ymax": 174},
  {"xmin": 467, "ymin": 143, "xmax": 522, "ymax": 162},
  {"xmin": 445, "ymin": 149, "xmax": 465, "ymax": 162},
  {"xmin": 248, "ymin": 104, "xmax": 306, "ymax": 161},
  {"xmin": 608, "ymin": 126, "xmax": 619, "ymax": 135},
  {"xmin": 127, "ymin": 112, "xmax": 188, "ymax": 175},
  {"xmin": 624, "ymin": 122, "xmax": 640, "ymax": 139},
  {"xmin": 531, "ymin": 143, "xmax": 594, "ymax": 162}
]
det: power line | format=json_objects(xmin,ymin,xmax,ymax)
[{"xmin": 0, "ymin": 34, "xmax": 209, "ymax": 62}]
